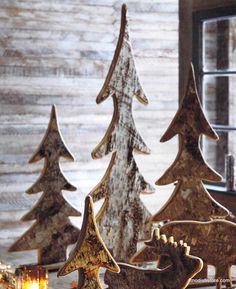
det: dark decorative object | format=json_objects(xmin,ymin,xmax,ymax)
[{"xmin": 225, "ymin": 154, "xmax": 235, "ymax": 191}]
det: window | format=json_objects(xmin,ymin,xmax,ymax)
[{"xmin": 193, "ymin": 6, "xmax": 236, "ymax": 189}]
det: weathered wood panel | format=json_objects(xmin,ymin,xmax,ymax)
[{"xmin": 0, "ymin": 0, "xmax": 179, "ymax": 267}]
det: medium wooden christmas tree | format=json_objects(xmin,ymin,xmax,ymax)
[
  {"xmin": 57, "ymin": 196, "xmax": 120, "ymax": 289},
  {"xmin": 89, "ymin": 4, "xmax": 155, "ymax": 262},
  {"xmin": 151, "ymin": 64, "xmax": 229, "ymax": 224},
  {"xmin": 9, "ymin": 105, "xmax": 81, "ymax": 265}
]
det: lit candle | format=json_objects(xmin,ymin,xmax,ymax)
[{"xmin": 15, "ymin": 265, "xmax": 48, "ymax": 289}]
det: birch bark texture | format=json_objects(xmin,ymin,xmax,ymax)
[
  {"xmin": 9, "ymin": 105, "xmax": 81, "ymax": 265},
  {"xmin": 151, "ymin": 64, "xmax": 230, "ymax": 223},
  {"xmin": 160, "ymin": 219, "xmax": 236, "ymax": 289},
  {"xmin": 57, "ymin": 196, "xmax": 120, "ymax": 289},
  {"xmin": 104, "ymin": 228, "xmax": 203, "ymax": 289},
  {"xmin": 89, "ymin": 4, "xmax": 155, "ymax": 262}
]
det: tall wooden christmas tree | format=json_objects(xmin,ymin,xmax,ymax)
[
  {"xmin": 58, "ymin": 196, "xmax": 120, "ymax": 289},
  {"xmin": 89, "ymin": 4, "xmax": 155, "ymax": 262},
  {"xmin": 151, "ymin": 64, "xmax": 229, "ymax": 224},
  {"xmin": 9, "ymin": 105, "xmax": 81, "ymax": 265}
]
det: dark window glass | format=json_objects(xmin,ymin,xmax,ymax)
[{"xmin": 194, "ymin": 8, "xmax": 236, "ymax": 187}]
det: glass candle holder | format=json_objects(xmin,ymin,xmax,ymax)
[{"xmin": 15, "ymin": 265, "xmax": 48, "ymax": 289}]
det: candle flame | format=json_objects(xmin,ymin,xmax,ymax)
[
  {"xmin": 22, "ymin": 280, "xmax": 48, "ymax": 289},
  {"xmin": 28, "ymin": 283, "xmax": 39, "ymax": 289}
]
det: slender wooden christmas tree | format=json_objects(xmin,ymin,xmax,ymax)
[
  {"xmin": 151, "ymin": 64, "xmax": 229, "ymax": 224},
  {"xmin": 89, "ymin": 4, "xmax": 155, "ymax": 262},
  {"xmin": 57, "ymin": 196, "xmax": 120, "ymax": 289},
  {"xmin": 9, "ymin": 105, "xmax": 81, "ymax": 265}
]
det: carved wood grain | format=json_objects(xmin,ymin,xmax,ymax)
[
  {"xmin": 160, "ymin": 219, "xmax": 236, "ymax": 289},
  {"xmin": 105, "ymin": 228, "xmax": 203, "ymax": 289}
]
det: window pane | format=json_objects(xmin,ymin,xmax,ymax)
[
  {"xmin": 203, "ymin": 75, "xmax": 236, "ymax": 126},
  {"xmin": 203, "ymin": 17, "xmax": 236, "ymax": 71},
  {"xmin": 203, "ymin": 131, "xmax": 236, "ymax": 181}
]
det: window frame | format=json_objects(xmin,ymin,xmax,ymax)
[
  {"xmin": 192, "ymin": 6, "xmax": 236, "ymax": 190},
  {"xmin": 192, "ymin": 5, "xmax": 236, "ymax": 120}
]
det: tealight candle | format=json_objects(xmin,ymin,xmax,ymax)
[{"xmin": 15, "ymin": 265, "xmax": 48, "ymax": 289}]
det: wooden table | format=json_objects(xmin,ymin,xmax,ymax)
[
  {"xmin": 1, "ymin": 239, "xmax": 235, "ymax": 289},
  {"xmin": 0, "ymin": 194, "xmax": 236, "ymax": 289}
]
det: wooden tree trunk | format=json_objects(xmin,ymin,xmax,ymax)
[{"xmin": 96, "ymin": 146, "xmax": 152, "ymax": 261}]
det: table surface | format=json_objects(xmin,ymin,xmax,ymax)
[
  {"xmin": 1, "ymin": 242, "xmax": 236, "ymax": 289},
  {"xmin": 47, "ymin": 271, "xmax": 218, "ymax": 289},
  {"xmin": 47, "ymin": 271, "xmax": 233, "ymax": 289}
]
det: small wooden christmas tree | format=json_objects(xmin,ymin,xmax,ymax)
[
  {"xmin": 151, "ymin": 64, "xmax": 229, "ymax": 224},
  {"xmin": 9, "ymin": 105, "xmax": 81, "ymax": 265},
  {"xmin": 89, "ymin": 4, "xmax": 155, "ymax": 262},
  {"xmin": 57, "ymin": 196, "xmax": 120, "ymax": 289}
]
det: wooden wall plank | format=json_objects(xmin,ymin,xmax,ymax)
[{"xmin": 0, "ymin": 0, "xmax": 179, "ymax": 264}]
